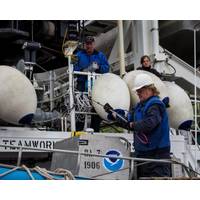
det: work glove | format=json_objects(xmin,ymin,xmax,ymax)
[
  {"xmin": 103, "ymin": 103, "xmax": 113, "ymax": 113},
  {"xmin": 88, "ymin": 62, "xmax": 99, "ymax": 72},
  {"xmin": 162, "ymin": 97, "xmax": 170, "ymax": 108},
  {"xmin": 107, "ymin": 109, "xmax": 126, "ymax": 122},
  {"xmin": 92, "ymin": 62, "xmax": 99, "ymax": 70}
]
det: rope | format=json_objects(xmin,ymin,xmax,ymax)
[
  {"xmin": 21, "ymin": 165, "xmax": 35, "ymax": 180},
  {"xmin": 0, "ymin": 166, "xmax": 21, "ymax": 178},
  {"xmin": 0, "ymin": 163, "xmax": 75, "ymax": 180},
  {"xmin": 34, "ymin": 166, "xmax": 54, "ymax": 180},
  {"xmin": 32, "ymin": 166, "xmax": 75, "ymax": 180},
  {"xmin": 54, "ymin": 168, "xmax": 75, "ymax": 180}
]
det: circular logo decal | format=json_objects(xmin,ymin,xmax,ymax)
[{"xmin": 103, "ymin": 149, "xmax": 124, "ymax": 172}]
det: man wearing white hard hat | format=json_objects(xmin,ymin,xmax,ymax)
[{"xmin": 104, "ymin": 73, "xmax": 171, "ymax": 179}]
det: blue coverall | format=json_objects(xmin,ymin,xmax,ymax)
[
  {"xmin": 74, "ymin": 49, "xmax": 109, "ymax": 131},
  {"xmin": 74, "ymin": 49, "xmax": 109, "ymax": 92},
  {"xmin": 107, "ymin": 96, "xmax": 171, "ymax": 178}
]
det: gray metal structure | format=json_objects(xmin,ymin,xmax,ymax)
[{"xmin": 51, "ymin": 134, "xmax": 131, "ymax": 179}]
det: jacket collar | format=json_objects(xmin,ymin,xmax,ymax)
[
  {"xmin": 140, "ymin": 95, "xmax": 158, "ymax": 105},
  {"xmin": 141, "ymin": 66, "xmax": 152, "ymax": 70},
  {"xmin": 82, "ymin": 49, "xmax": 99, "ymax": 55}
]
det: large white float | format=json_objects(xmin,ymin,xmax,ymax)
[
  {"xmin": 0, "ymin": 65, "xmax": 37, "ymax": 125},
  {"xmin": 164, "ymin": 81, "xmax": 193, "ymax": 130},
  {"xmin": 92, "ymin": 73, "xmax": 130, "ymax": 121}
]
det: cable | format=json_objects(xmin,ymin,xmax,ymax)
[
  {"xmin": 153, "ymin": 59, "xmax": 176, "ymax": 77},
  {"xmin": 42, "ymin": 45, "xmax": 63, "ymax": 55},
  {"xmin": 35, "ymin": 63, "xmax": 48, "ymax": 72},
  {"xmin": 165, "ymin": 60, "xmax": 176, "ymax": 75}
]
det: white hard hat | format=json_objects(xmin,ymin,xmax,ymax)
[{"xmin": 132, "ymin": 73, "xmax": 154, "ymax": 91}]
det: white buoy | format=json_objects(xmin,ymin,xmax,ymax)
[
  {"xmin": 123, "ymin": 70, "xmax": 168, "ymax": 107},
  {"xmin": 164, "ymin": 81, "xmax": 193, "ymax": 130},
  {"xmin": 0, "ymin": 66, "xmax": 37, "ymax": 125},
  {"xmin": 92, "ymin": 73, "xmax": 130, "ymax": 121}
]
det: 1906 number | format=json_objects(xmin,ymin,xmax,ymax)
[{"xmin": 84, "ymin": 161, "xmax": 100, "ymax": 169}]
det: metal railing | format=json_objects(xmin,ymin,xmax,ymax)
[{"xmin": 0, "ymin": 143, "xmax": 199, "ymax": 179}]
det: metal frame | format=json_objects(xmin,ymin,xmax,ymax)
[{"xmin": 72, "ymin": 70, "xmax": 101, "ymax": 131}]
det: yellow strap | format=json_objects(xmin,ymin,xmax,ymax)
[{"xmin": 71, "ymin": 131, "xmax": 87, "ymax": 137}]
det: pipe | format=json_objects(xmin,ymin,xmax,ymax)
[
  {"xmin": 49, "ymin": 70, "xmax": 54, "ymax": 111},
  {"xmin": 68, "ymin": 56, "xmax": 76, "ymax": 131},
  {"xmin": 131, "ymin": 21, "xmax": 135, "ymax": 55},
  {"xmin": 152, "ymin": 20, "xmax": 159, "ymax": 56},
  {"xmin": 61, "ymin": 117, "xmax": 64, "ymax": 131},
  {"xmin": 118, "ymin": 20, "xmax": 126, "ymax": 77},
  {"xmin": 64, "ymin": 117, "xmax": 67, "ymax": 131},
  {"xmin": 17, "ymin": 147, "xmax": 23, "ymax": 166},
  {"xmin": 73, "ymin": 71, "xmax": 101, "ymax": 76},
  {"xmin": 194, "ymin": 29, "xmax": 198, "ymax": 171},
  {"xmin": 33, "ymin": 108, "xmax": 60, "ymax": 122}
]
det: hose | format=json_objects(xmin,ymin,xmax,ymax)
[{"xmin": 153, "ymin": 59, "xmax": 176, "ymax": 77}]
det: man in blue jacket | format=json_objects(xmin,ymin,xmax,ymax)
[
  {"xmin": 74, "ymin": 36, "xmax": 109, "ymax": 131},
  {"xmin": 104, "ymin": 73, "xmax": 171, "ymax": 178}
]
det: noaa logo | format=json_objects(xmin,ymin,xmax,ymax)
[{"xmin": 103, "ymin": 149, "xmax": 124, "ymax": 172}]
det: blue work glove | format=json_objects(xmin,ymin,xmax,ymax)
[
  {"xmin": 162, "ymin": 97, "xmax": 170, "ymax": 108},
  {"xmin": 104, "ymin": 103, "xmax": 113, "ymax": 113},
  {"xmin": 107, "ymin": 109, "xmax": 126, "ymax": 121}
]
